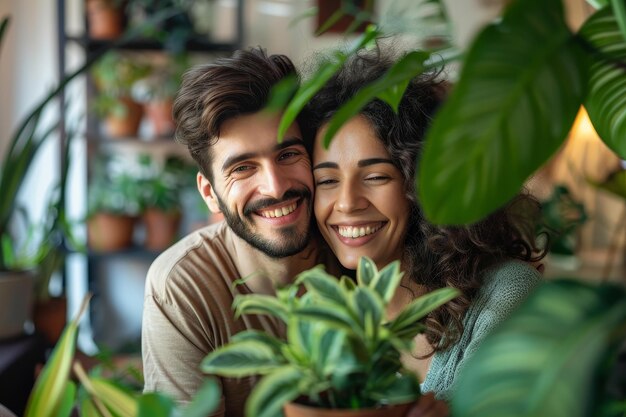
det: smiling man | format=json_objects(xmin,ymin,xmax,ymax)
[{"xmin": 141, "ymin": 48, "xmax": 338, "ymax": 417}]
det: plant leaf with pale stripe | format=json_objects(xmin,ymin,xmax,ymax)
[
  {"xmin": 580, "ymin": 6, "xmax": 626, "ymax": 159},
  {"xmin": 388, "ymin": 287, "xmax": 459, "ymax": 335},
  {"xmin": 202, "ymin": 340, "xmax": 285, "ymax": 377},
  {"xmin": 453, "ymin": 279, "xmax": 626, "ymax": 417},
  {"xmin": 245, "ymin": 366, "xmax": 304, "ymax": 417}
]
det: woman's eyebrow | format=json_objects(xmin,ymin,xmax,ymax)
[
  {"xmin": 313, "ymin": 161, "xmax": 338, "ymax": 170},
  {"xmin": 358, "ymin": 158, "xmax": 394, "ymax": 167}
]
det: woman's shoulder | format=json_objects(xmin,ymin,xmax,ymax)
[
  {"xmin": 484, "ymin": 259, "xmax": 542, "ymax": 290},
  {"xmin": 474, "ymin": 259, "xmax": 542, "ymax": 317}
]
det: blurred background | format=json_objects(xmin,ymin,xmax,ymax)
[{"xmin": 0, "ymin": 1, "xmax": 623, "ymax": 403}]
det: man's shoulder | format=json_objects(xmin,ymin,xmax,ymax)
[{"xmin": 145, "ymin": 221, "xmax": 240, "ymax": 297}]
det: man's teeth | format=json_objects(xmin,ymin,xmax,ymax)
[
  {"xmin": 259, "ymin": 203, "xmax": 297, "ymax": 218},
  {"xmin": 337, "ymin": 224, "xmax": 381, "ymax": 238}
]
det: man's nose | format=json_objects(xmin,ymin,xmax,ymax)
[
  {"xmin": 257, "ymin": 163, "xmax": 293, "ymax": 199},
  {"xmin": 335, "ymin": 182, "xmax": 368, "ymax": 213}
]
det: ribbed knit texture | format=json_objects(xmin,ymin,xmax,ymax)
[{"xmin": 421, "ymin": 259, "xmax": 542, "ymax": 399}]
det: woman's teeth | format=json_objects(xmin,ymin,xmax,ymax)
[{"xmin": 337, "ymin": 224, "xmax": 382, "ymax": 238}]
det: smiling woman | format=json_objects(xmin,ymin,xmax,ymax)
[
  {"xmin": 305, "ymin": 47, "xmax": 547, "ymax": 401},
  {"xmin": 313, "ymin": 115, "xmax": 409, "ymax": 270}
]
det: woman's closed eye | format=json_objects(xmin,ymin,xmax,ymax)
[
  {"xmin": 315, "ymin": 177, "xmax": 338, "ymax": 186},
  {"xmin": 365, "ymin": 174, "xmax": 391, "ymax": 183}
]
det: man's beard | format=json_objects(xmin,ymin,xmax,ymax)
[{"xmin": 215, "ymin": 188, "xmax": 312, "ymax": 258}]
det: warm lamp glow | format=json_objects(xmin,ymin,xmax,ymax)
[{"xmin": 570, "ymin": 106, "xmax": 600, "ymax": 142}]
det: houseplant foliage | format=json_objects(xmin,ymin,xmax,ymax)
[
  {"xmin": 202, "ymin": 257, "xmax": 460, "ymax": 417},
  {"xmin": 272, "ymin": 0, "xmax": 626, "ymax": 415},
  {"xmin": 452, "ymin": 279, "xmax": 626, "ymax": 417},
  {"xmin": 417, "ymin": 0, "xmax": 626, "ymax": 225},
  {"xmin": 24, "ymin": 294, "xmax": 220, "ymax": 417}
]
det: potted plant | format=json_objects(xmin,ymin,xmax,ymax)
[
  {"xmin": 0, "ymin": 16, "xmax": 96, "ymax": 341},
  {"xmin": 136, "ymin": 154, "xmax": 190, "ymax": 251},
  {"xmin": 87, "ymin": 154, "xmax": 143, "ymax": 252},
  {"xmin": 131, "ymin": 53, "xmax": 189, "ymax": 138},
  {"xmin": 91, "ymin": 50, "xmax": 150, "ymax": 139},
  {"xmin": 86, "ymin": 0, "xmax": 126, "ymax": 40},
  {"xmin": 203, "ymin": 257, "xmax": 459, "ymax": 417}
]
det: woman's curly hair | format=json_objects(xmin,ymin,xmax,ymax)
[{"xmin": 306, "ymin": 46, "xmax": 547, "ymax": 353}]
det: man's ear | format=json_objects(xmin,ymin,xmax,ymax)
[{"xmin": 197, "ymin": 172, "xmax": 222, "ymax": 214}]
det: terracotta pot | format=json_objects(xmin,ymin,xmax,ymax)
[
  {"xmin": 34, "ymin": 297, "xmax": 67, "ymax": 345},
  {"xmin": 104, "ymin": 97, "xmax": 144, "ymax": 138},
  {"xmin": 144, "ymin": 99, "xmax": 175, "ymax": 138},
  {"xmin": 86, "ymin": 0, "xmax": 125, "ymax": 40},
  {"xmin": 88, "ymin": 212, "xmax": 135, "ymax": 252},
  {"xmin": 143, "ymin": 208, "xmax": 181, "ymax": 251},
  {"xmin": 0, "ymin": 270, "xmax": 35, "ymax": 340},
  {"xmin": 283, "ymin": 402, "xmax": 414, "ymax": 417}
]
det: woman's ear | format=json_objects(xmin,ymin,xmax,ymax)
[{"xmin": 197, "ymin": 172, "xmax": 222, "ymax": 214}]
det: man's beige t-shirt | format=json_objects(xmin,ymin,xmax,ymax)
[{"xmin": 142, "ymin": 221, "xmax": 333, "ymax": 417}]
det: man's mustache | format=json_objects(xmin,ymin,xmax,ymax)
[{"xmin": 243, "ymin": 188, "xmax": 311, "ymax": 216}]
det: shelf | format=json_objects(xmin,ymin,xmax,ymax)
[
  {"xmin": 65, "ymin": 35, "xmax": 239, "ymax": 54},
  {"xmin": 86, "ymin": 245, "xmax": 162, "ymax": 260}
]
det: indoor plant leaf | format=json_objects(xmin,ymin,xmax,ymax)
[
  {"xmin": 276, "ymin": 25, "xmax": 379, "ymax": 142},
  {"xmin": 245, "ymin": 366, "xmax": 304, "ymax": 417},
  {"xmin": 180, "ymin": 378, "xmax": 221, "ymax": 417},
  {"xmin": 321, "ymin": 50, "xmax": 431, "ymax": 148},
  {"xmin": 296, "ymin": 265, "xmax": 349, "ymax": 305},
  {"xmin": 24, "ymin": 295, "xmax": 89, "ymax": 417},
  {"xmin": 137, "ymin": 392, "xmax": 175, "ymax": 417},
  {"xmin": 580, "ymin": 6, "xmax": 626, "ymax": 159},
  {"xmin": 387, "ymin": 287, "xmax": 460, "ymax": 335},
  {"xmin": 202, "ymin": 340, "xmax": 286, "ymax": 377},
  {"xmin": 419, "ymin": 0, "xmax": 586, "ymax": 225},
  {"xmin": 233, "ymin": 294, "xmax": 290, "ymax": 323},
  {"xmin": 452, "ymin": 279, "xmax": 626, "ymax": 417}
]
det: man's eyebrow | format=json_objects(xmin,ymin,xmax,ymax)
[
  {"xmin": 221, "ymin": 137, "xmax": 306, "ymax": 172},
  {"xmin": 275, "ymin": 137, "xmax": 305, "ymax": 151}
]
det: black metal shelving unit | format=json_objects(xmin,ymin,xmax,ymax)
[{"xmin": 56, "ymin": 0, "xmax": 244, "ymax": 353}]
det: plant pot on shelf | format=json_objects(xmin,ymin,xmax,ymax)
[
  {"xmin": 284, "ymin": 401, "xmax": 414, "ymax": 417},
  {"xmin": 87, "ymin": 212, "xmax": 136, "ymax": 252},
  {"xmin": 86, "ymin": 0, "xmax": 125, "ymax": 40},
  {"xmin": 143, "ymin": 207, "xmax": 181, "ymax": 251},
  {"xmin": 0, "ymin": 270, "xmax": 35, "ymax": 340},
  {"xmin": 33, "ymin": 296, "xmax": 67, "ymax": 346},
  {"xmin": 143, "ymin": 98, "xmax": 175, "ymax": 138},
  {"xmin": 104, "ymin": 96, "xmax": 144, "ymax": 138}
]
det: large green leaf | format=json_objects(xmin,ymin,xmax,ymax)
[
  {"xmin": 419, "ymin": 0, "xmax": 586, "ymax": 225},
  {"xmin": 202, "ymin": 340, "xmax": 285, "ymax": 377},
  {"xmin": 580, "ymin": 6, "xmax": 626, "ymax": 158},
  {"xmin": 245, "ymin": 366, "xmax": 304, "ymax": 417},
  {"xmin": 452, "ymin": 279, "xmax": 626, "ymax": 417}
]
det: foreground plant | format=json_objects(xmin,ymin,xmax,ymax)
[
  {"xmin": 23, "ymin": 294, "xmax": 220, "ymax": 417},
  {"xmin": 202, "ymin": 257, "xmax": 459, "ymax": 417}
]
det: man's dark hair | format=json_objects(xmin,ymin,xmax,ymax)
[{"xmin": 173, "ymin": 47, "xmax": 304, "ymax": 182}]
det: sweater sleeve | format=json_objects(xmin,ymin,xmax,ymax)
[{"xmin": 423, "ymin": 260, "xmax": 542, "ymax": 400}]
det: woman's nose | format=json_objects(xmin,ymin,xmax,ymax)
[{"xmin": 335, "ymin": 183, "xmax": 368, "ymax": 213}]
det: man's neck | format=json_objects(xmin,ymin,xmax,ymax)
[{"xmin": 230, "ymin": 235, "xmax": 322, "ymax": 295}]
